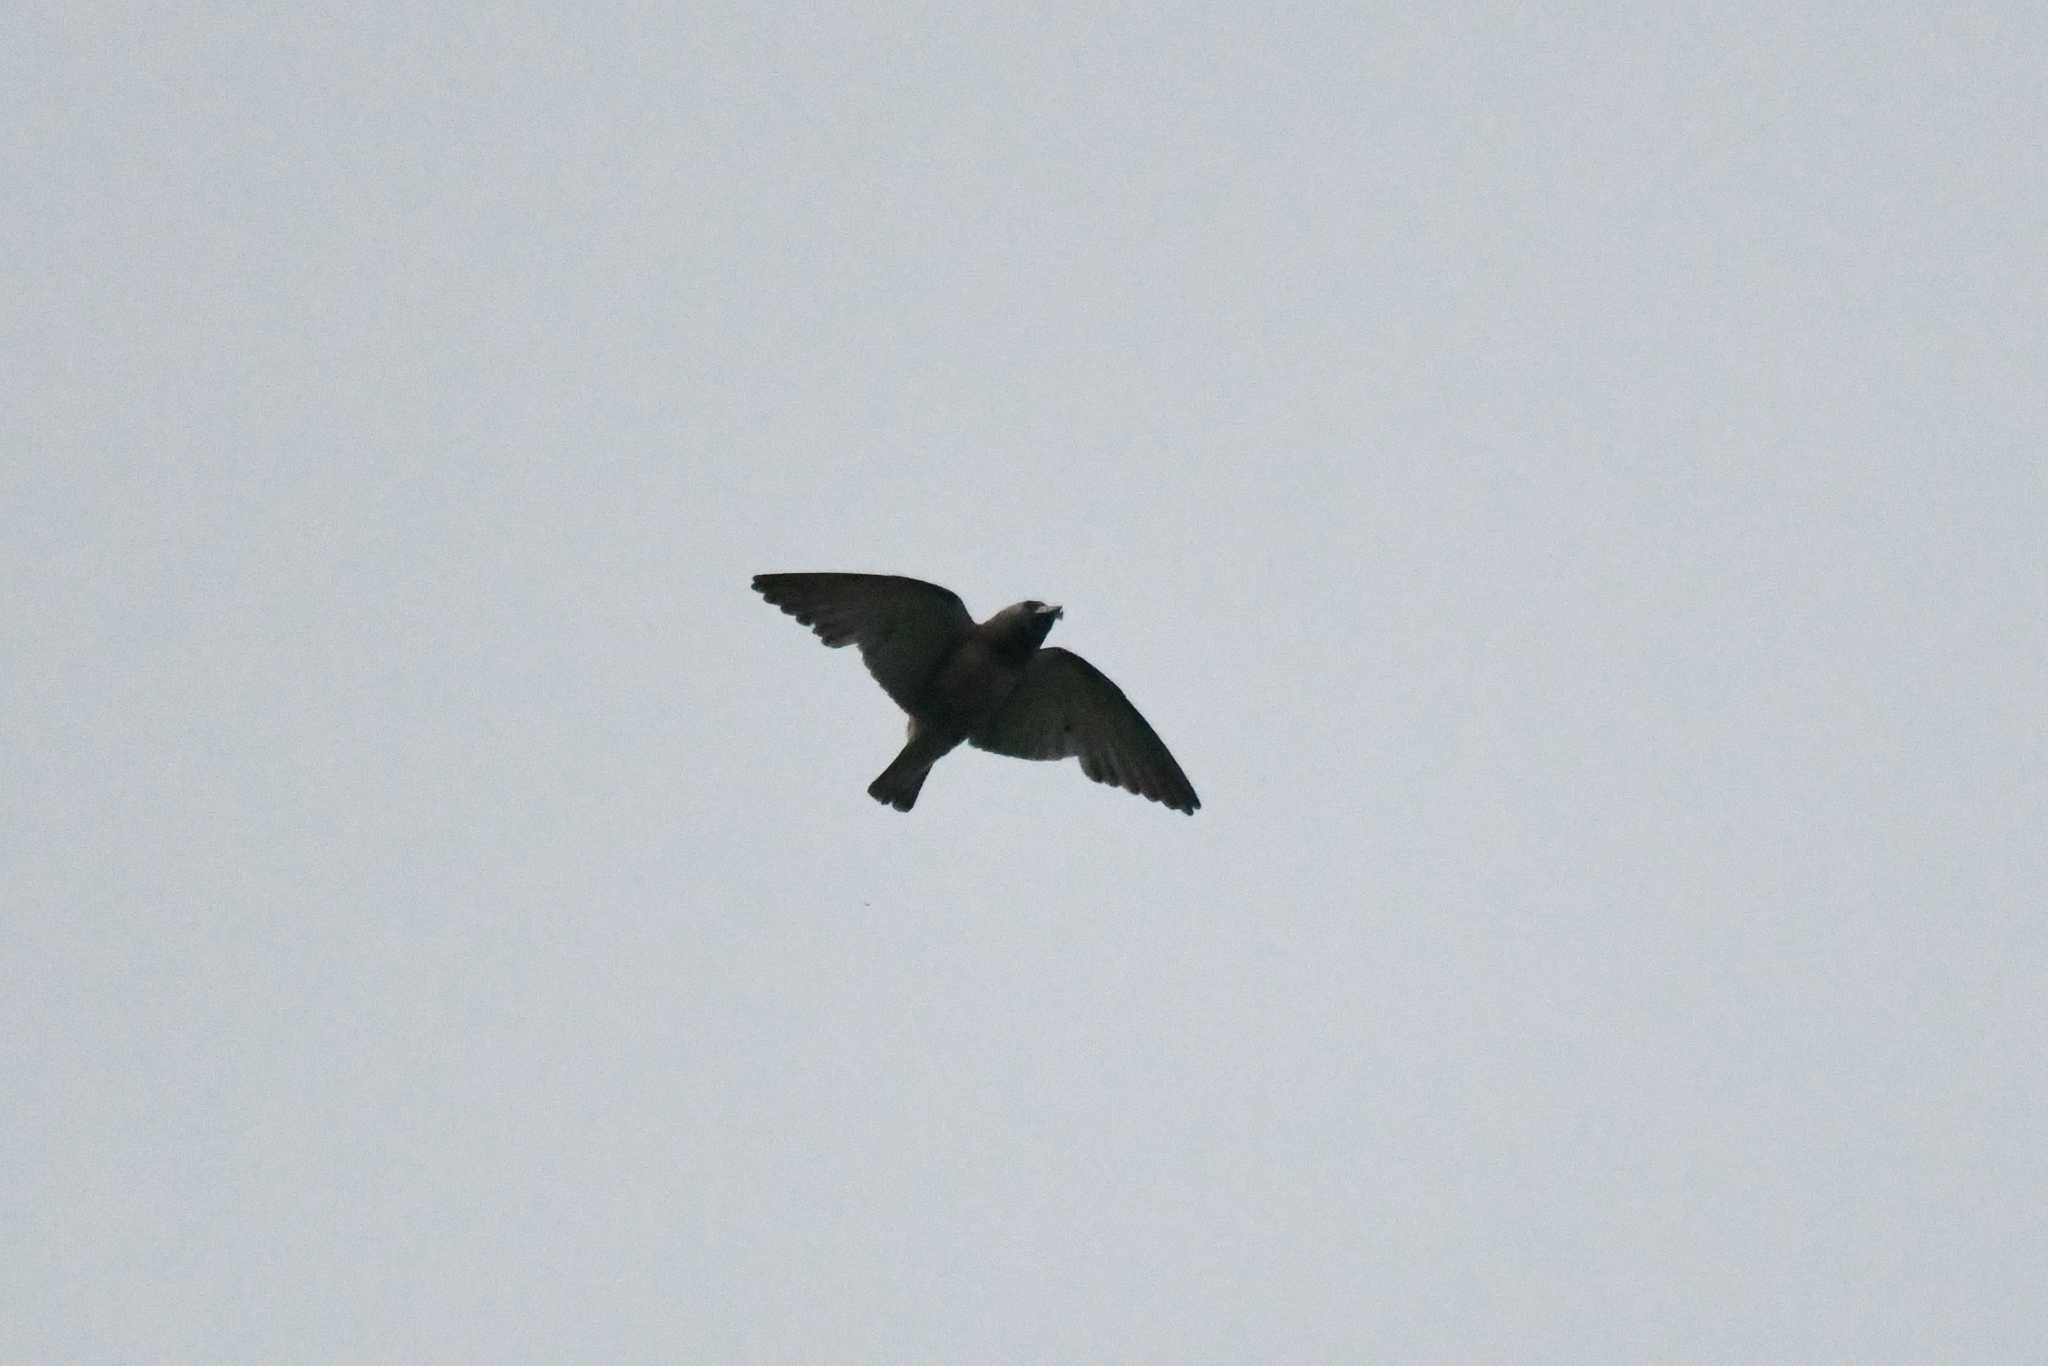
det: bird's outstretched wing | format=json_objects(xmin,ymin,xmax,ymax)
[
  {"xmin": 973, "ymin": 647, "xmax": 1200, "ymax": 813},
  {"xmin": 752, "ymin": 573, "xmax": 973, "ymax": 714}
]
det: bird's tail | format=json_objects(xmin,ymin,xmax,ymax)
[
  {"xmin": 867, "ymin": 755, "xmax": 931, "ymax": 811},
  {"xmin": 867, "ymin": 724, "xmax": 958, "ymax": 812}
]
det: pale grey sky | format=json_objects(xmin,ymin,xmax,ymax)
[{"xmin": 8, "ymin": 5, "xmax": 2045, "ymax": 1363}]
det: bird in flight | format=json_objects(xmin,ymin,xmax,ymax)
[{"xmin": 752, "ymin": 573, "xmax": 1200, "ymax": 814}]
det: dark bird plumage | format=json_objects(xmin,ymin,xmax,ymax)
[{"xmin": 752, "ymin": 573, "xmax": 1200, "ymax": 814}]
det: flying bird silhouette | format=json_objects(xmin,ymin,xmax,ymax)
[{"xmin": 752, "ymin": 573, "xmax": 1200, "ymax": 814}]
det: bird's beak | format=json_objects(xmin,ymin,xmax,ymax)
[{"xmin": 1038, "ymin": 604, "xmax": 1064, "ymax": 620}]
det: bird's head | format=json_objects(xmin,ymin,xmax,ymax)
[{"xmin": 987, "ymin": 599, "xmax": 1063, "ymax": 659}]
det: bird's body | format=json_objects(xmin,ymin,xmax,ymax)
[
  {"xmin": 752, "ymin": 573, "xmax": 1199, "ymax": 814},
  {"xmin": 923, "ymin": 633, "xmax": 1021, "ymax": 732}
]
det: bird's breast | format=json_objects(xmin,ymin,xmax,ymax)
[{"xmin": 919, "ymin": 639, "xmax": 1023, "ymax": 730}]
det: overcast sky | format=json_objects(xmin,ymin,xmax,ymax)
[{"xmin": 8, "ymin": 5, "xmax": 2045, "ymax": 1363}]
